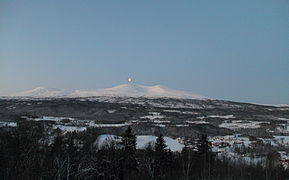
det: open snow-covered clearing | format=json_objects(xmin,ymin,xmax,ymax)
[
  {"xmin": 162, "ymin": 109, "xmax": 199, "ymax": 115},
  {"xmin": 259, "ymin": 136, "xmax": 289, "ymax": 147},
  {"xmin": 272, "ymin": 136, "xmax": 289, "ymax": 146},
  {"xmin": 53, "ymin": 125, "xmax": 87, "ymax": 132},
  {"xmin": 90, "ymin": 123, "xmax": 131, "ymax": 127},
  {"xmin": 140, "ymin": 112, "xmax": 165, "ymax": 120},
  {"xmin": 208, "ymin": 115, "xmax": 235, "ymax": 119},
  {"xmin": 186, "ymin": 120, "xmax": 209, "ymax": 125},
  {"xmin": 107, "ymin": 109, "xmax": 116, "ymax": 113},
  {"xmin": 153, "ymin": 120, "xmax": 171, "ymax": 124},
  {"xmin": 197, "ymin": 115, "xmax": 235, "ymax": 120},
  {"xmin": 277, "ymin": 117, "xmax": 289, "ymax": 121},
  {"xmin": 154, "ymin": 124, "xmax": 166, "ymax": 127},
  {"xmin": 175, "ymin": 124, "xmax": 189, "ymax": 127},
  {"xmin": 137, "ymin": 135, "xmax": 184, "ymax": 151},
  {"xmin": 0, "ymin": 122, "xmax": 17, "ymax": 127},
  {"xmin": 94, "ymin": 134, "xmax": 184, "ymax": 152},
  {"xmin": 162, "ymin": 109, "xmax": 182, "ymax": 113},
  {"xmin": 196, "ymin": 116, "xmax": 206, "ymax": 120},
  {"xmin": 276, "ymin": 124, "xmax": 289, "ymax": 133},
  {"xmin": 31, "ymin": 116, "xmax": 75, "ymax": 122},
  {"xmin": 219, "ymin": 120, "xmax": 269, "ymax": 130},
  {"xmin": 21, "ymin": 116, "xmax": 131, "ymax": 128}
]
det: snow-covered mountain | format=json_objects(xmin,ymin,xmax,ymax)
[
  {"xmin": 14, "ymin": 87, "xmax": 68, "ymax": 98},
  {"xmin": 14, "ymin": 84, "xmax": 207, "ymax": 99},
  {"xmin": 69, "ymin": 84, "xmax": 206, "ymax": 99}
]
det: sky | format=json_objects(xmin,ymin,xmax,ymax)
[{"xmin": 0, "ymin": 0, "xmax": 288, "ymax": 104}]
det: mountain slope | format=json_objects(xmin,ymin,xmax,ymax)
[
  {"xmin": 14, "ymin": 87, "xmax": 68, "ymax": 97},
  {"xmin": 69, "ymin": 84, "xmax": 207, "ymax": 99}
]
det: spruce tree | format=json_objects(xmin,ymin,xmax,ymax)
[
  {"xmin": 120, "ymin": 126, "xmax": 138, "ymax": 180},
  {"xmin": 154, "ymin": 134, "xmax": 172, "ymax": 179},
  {"xmin": 197, "ymin": 134, "xmax": 214, "ymax": 180},
  {"xmin": 121, "ymin": 126, "xmax": 136, "ymax": 154}
]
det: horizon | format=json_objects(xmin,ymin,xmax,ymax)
[
  {"xmin": 2, "ymin": 83, "xmax": 288, "ymax": 106},
  {"xmin": 1, "ymin": 0, "xmax": 289, "ymax": 104}
]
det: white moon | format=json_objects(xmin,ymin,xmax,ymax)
[{"xmin": 128, "ymin": 78, "xmax": 132, "ymax": 82}]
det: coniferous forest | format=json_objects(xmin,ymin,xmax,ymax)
[{"xmin": 0, "ymin": 120, "xmax": 289, "ymax": 180}]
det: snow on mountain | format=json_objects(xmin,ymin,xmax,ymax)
[
  {"xmin": 14, "ymin": 87, "xmax": 68, "ymax": 97},
  {"xmin": 69, "ymin": 84, "xmax": 207, "ymax": 99},
  {"xmin": 13, "ymin": 84, "xmax": 207, "ymax": 99},
  {"xmin": 258, "ymin": 104, "xmax": 289, "ymax": 107}
]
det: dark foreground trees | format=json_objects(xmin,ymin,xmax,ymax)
[
  {"xmin": 153, "ymin": 134, "xmax": 173, "ymax": 179},
  {"xmin": 120, "ymin": 126, "xmax": 138, "ymax": 179},
  {"xmin": 0, "ymin": 122, "xmax": 289, "ymax": 180}
]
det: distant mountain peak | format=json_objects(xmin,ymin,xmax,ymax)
[
  {"xmin": 14, "ymin": 87, "xmax": 67, "ymax": 97},
  {"xmin": 69, "ymin": 83, "xmax": 207, "ymax": 99},
  {"xmin": 13, "ymin": 84, "xmax": 207, "ymax": 99}
]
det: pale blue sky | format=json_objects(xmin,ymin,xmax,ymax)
[{"xmin": 0, "ymin": 0, "xmax": 288, "ymax": 104}]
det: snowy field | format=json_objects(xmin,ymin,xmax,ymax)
[
  {"xmin": 0, "ymin": 121, "xmax": 17, "ymax": 127},
  {"xmin": 95, "ymin": 134, "xmax": 184, "ymax": 152},
  {"xmin": 219, "ymin": 120, "xmax": 269, "ymax": 130},
  {"xmin": 208, "ymin": 115, "xmax": 235, "ymax": 119},
  {"xmin": 140, "ymin": 112, "xmax": 165, "ymax": 120},
  {"xmin": 186, "ymin": 120, "xmax": 209, "ymax": 124}
]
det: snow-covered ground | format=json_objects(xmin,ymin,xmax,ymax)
[
  {"xmin": 272, "ymin": 136, "xmax": 289, "ymax": 146},
  {"xmin": 196, "ymin": 115, "xmax": 235, "ymax": 120},
  {"xmin": 107, "ymin": 109, "xmax": 116, "ymax": 113},
  {"xmin": 210, "ymin": 135, "xmax": 265, "ymax": 164},
  {"xmin": 219, "ymin": 120, "xmax": 269, "ymax": 130},
  {"xmin": 276, "ymin": 124, "xmax": 289, "ymax": 133},
  {"xmin": 186, "ymin": 120, "xmax": 209, "ymax": 125},
  {"xmin": 162, "ymin": 109, "xmax": 199, "ymax": 115},
  {"xmin": 209, "ymin": 134, "xmax": 289, "ymax": 166},
  {"xmin": 33, "ymin": 116, "xmax": 75, "ymax": 122},
  {"xmin": 53, "ymin": 125, "xmax": 87, "ymax": 132},
  {"xmin": 175, "ymin": 124, "xmax": 189, "ymax": 127},
  {"xmin": 91, "ymin": 123, "xmax": 131, "ymax": 127},
  {"xmin": 21, "ymin": 116, "xmax": 132, "ymax": 131},
  {"xmin": 153, "ymin": 120, "xmax": 171, "ymax": 124},
  {"xmin": 253, "ymin": 103, "xmax": 289, "ymax": 108},
  {"xmin": 208, "ymin": 115, "xmax": 235, "ymax": 119},
  {"xmin": 278, "ymin": 117, "xmax": 289, "ymax": 121},
  {"xmin": 94, "ymin": 134, "xmax": 184, "ymax": 152},
  {"xmin": 210, "ymin": 135, "xmax": 251, "ymax": 148},
  {"xmin": 140, "ymin": 112, "xmax": 166, "ymax": 120},
  {"xmin": 0, "ymin": 121, "xmax": 17, "ymax": 127}
]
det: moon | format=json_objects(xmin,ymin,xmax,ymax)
[{"xmin": 128, "ymin": 78, "xmax": 132, "ymax": 82}]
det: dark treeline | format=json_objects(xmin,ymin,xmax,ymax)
[{"xmin": 0, "ymin": 120, "xmax": 288, "ymax": 180}]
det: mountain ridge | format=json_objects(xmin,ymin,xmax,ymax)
[
  {"xmin": 13, "ymin": 84, "xmax": 207, "ymax": 100},
  {"xmin": 14, "ymin": 87, "xmax": 68, "ymax": 97}
]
